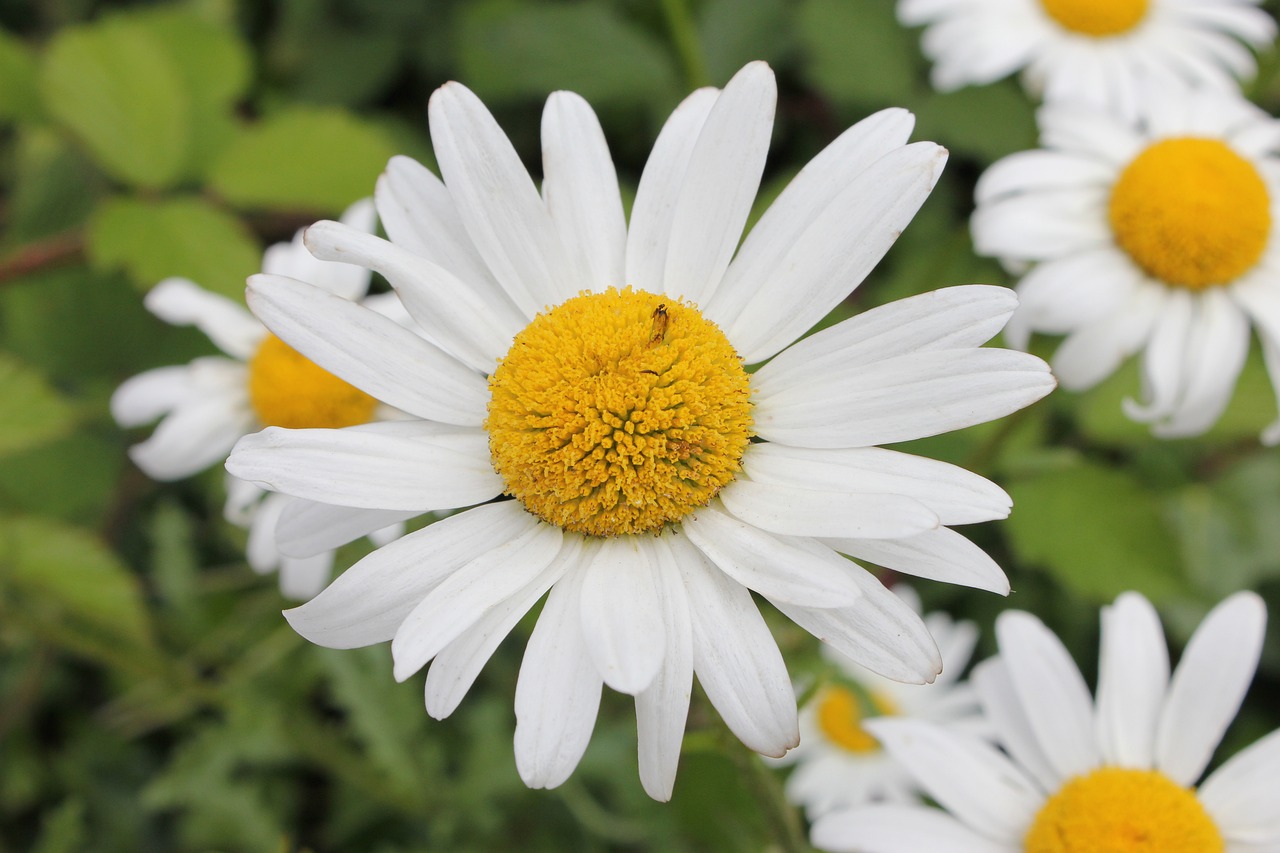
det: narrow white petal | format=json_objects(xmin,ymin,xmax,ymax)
[
  {"xmin": 278, "ymin": 551, "xmax": 336, "ymax": 601},
  {"xmin": 719, "ymin": 477, "xmax": 939, "ymax": 540},
  {"xmin": 812, "ymin": 805, "xmax": 1008, "ymax": 853},
  {"xmin": 681, "ymin": 502, "xmax": 865, "ymax": 606},
  {"xmin": 111, "ymin": 365, "xmax": 199, "ymax": 427},
  {"xmin": 971, "ymin": 658, "xmax": 1060, "ymax": 793},
  {"xmin": 975, "ymin": 149, "xmax": 1114, "ymax": 205},
  {"xmin": 260, "ymin": 200, "xmax": 376, "ymax": 302},
  {"xmin": 514, "ymin": 561, "xmax": 603, "ymax": 789},
  {"xmin": 130, "ymin": 393, "xmax": 255, "ymax": 481},
  {"xmin": 245, "ymin": 490, "xmax": 287, "ymax": 573},
  {"xmin": 284, "ymin": 502, "xmax": 532, "ymax": 648},
  {"xmin": 579, "ymin": 536, "xmax": 665, "ymax": 694},
  {"xmin": 826, "ymin": 528, "xmax": 1010, "ymax": 595},
  {"xmin": 247, "ymin": 273, "xmax": 490, "ymax": 425},
  {"xmin": 1198, "ymin": 727, "xmax": 1280, "ymax": 841},
  {"xmin": 1156, "ymin": 591, "xmax": 1266, "ymax": 785},
  {"xmin": 662, "ymin": 61, "xmax": 776, "ymax": 308},
  {"xmin": 1052, "ymin": 282, "xmax": 1164, "ymax": 391},
  {"xmin": 972, "ymin": 188, "xmax": 1111, "ymax": 262},
  {"xmin": 276, "ymin": 499, "xmax": 420, "ymax": 558},
  {"xmin": 144, "ymin": 277, "xmax": 265, "ymax": 359},
  {"xmin": 1095, "ymin": 592, "xmax": 1169, "ymax": 768},
  {"xmin": 226, "ymin": 424, "xmax": 503, "ymax": 511},
  {"xmin": 671, "ymin": 534, "xmax": 798, "ymax": 756},
  {"xmin": 1150, "ymin": 291, "xmax": 1250, "ymax": 438},
  {"xmin": 996, "ymin": 610, "xmax": 1099, "ymax": 779},
  {"xmin": 1005, "ymin": 250, "xmax": 1140, "ymax": 348},
  {"xmin": 391, "ymin": 520, "xmax": 563, "ymax": 680},
  {"xmin": 541, "ymin": 91, "xmax": 627, "ymax": 292}
]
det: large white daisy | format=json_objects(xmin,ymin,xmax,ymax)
[
  {"xmin": 812, "ymin": 591, "xmax": 1277, "ymax": 853},
  {"xmin": 225, "ymin": 61, "xmax": 1055, "ymax": 800},
  {"xmin": 973, "ymin": 82, "xmax": 1280, "ymax": 441},
  {"xmin": 898, "ymin": 0, "xmax": 1275, "ymax": 119},
  {"xmin": 111, "ymin": 201, "xmax": 409, "ymax": 599}
]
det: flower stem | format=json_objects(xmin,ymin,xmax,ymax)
[
  {"xmin": 721, "ymin": 728, "xmax": 813, "ymax": 853},
  {"xmin": 660, "ymin": 0, "xmax": 711, "ymax": 90}
]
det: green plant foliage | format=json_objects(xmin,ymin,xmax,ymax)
[
  {"xmin": 796, "ymin": 0, "xmax": 917, "ymax": 107},
  {"xmin": 0, "ymin": 354, "xmax": 77, "ymax": 456},
  {"xmin": 0, "ymin": 29, "xmax": 42, "ymax": 122}
]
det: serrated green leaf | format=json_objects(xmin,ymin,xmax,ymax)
[
  {"xmin": 0, "ymin": 28, "xmax": 42, "ymax": 122},
  {"xmin": 797, "ymin": 0, "xmax": 917, "ymax": 107},
  {"xmin": 40, "ymin": 19, "xmax": 191, "ymax": 188},
  {"xmin": 87, "ymin": 196, "xmax": 261, "ymax": 298},
  {"xmin": 0, "ymin": 354, "xmax": 78, "ymax": 457},
  {"xmin": 1005, "ymin": 461, "xmax": 1190, "ymax": 603},
  {"xmin": 209, "ymin": 107, "xmax": 399, "ymax": 213},
  {"xmin": 0, "ymin": 515, "xmax": 152, "ymax": 646}
]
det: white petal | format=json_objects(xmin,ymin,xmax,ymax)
[
  {"xmin": 1003, "ymin": 250, "xmax": 1140, "ymax": 349},
  {"xmin": 672, "ymin": 534, "xmax": 798, "ymax": 756},
  {"xmin": 284, "ymin": 502, "xmax": 532, "ymax": 648},
  {"xmin": 1155, "ymin": 591, "xmax": 1266, "ymax": 785},
  {"xmin": 514, "ymin": 559, "xmax": 603, "ymax": 789},
  {"xmin": 722, "ymin": 142, "xmax": 949, "ymax": 364},
  {"xmin": 1150, "ymin": 290, "xmax": 1251, "ymax": 438},
  {"xmin": 750, "ymin": 285, "xmax": 1018, "ymax": 396},
  {"xmin": 1052, "ymin": 282, "xmax": 1164, "ymax": 391},
  {"xmin": 681, "ymin": 502, "xmax": 865, "ymax": 606},
  {"xmin": 995, "ymin": 610, "xmax": 1099, "ymax": 779},
  {"xmin": 144, "ymin": 278, "xmax": 265, "ymax": 359},
  {"xmin": 130, "ymin": 392, "xmax": 255, "ymax": 481},
  {"xmin": 247, "ymin": 273, "xmax": 490, "ymax": 425},
  {"xmin": 826, "ymin": 527, "xmax": 1010, "ymax": 595},
  {"xmin": 276, "ymin": 499, "xmax": 420, "ymax": 558},
  {"xmin": 278, "ymin": 551, "xmax": 335, "ymax": 601},
  {"xmin": 719, "ymin": 477, "xmax": 939, "ymax": 540},
  {"xmin": 111, "ymin": 365, "xmax": 199, "ymax": 427},
  {"xmin": 811, "ymin": 804, "xmax": 1008, "ymax": 853},
  {"xmin": 260, "ymin": 200, "xmax": 376, "ymax": 302},
  {"xmin": 1095, "ymin": 592, "xmax": 1169, "ymax": 768},
  {"xmin": 541, "ymin": 91, "xmax": 626, "ymax": 293},
  {"xmin": 579, "ymin": 536, "xmax": 665, "ymax": 694},
  {"xmin": 391, "ymin": 520, "xmax": 563, "ymax": 680},
  {"xmin": 972, "ymin": 188, "xmax": 1111, "ymax": 262},
  {"xmin": 244, "ymin": 490, "xmax": 288, "ymax": 573},
  {"xmin": 1198, "ymin": 727, "xmax": 1280, "ymax": 842},
  {"xmin": 970, "ymin": 658, "xmax": 1060, "ymax": 793},
  {"xmin": 754, "ymin": 348, "xmax": 1055, "ymax": 448},
  {"xmin": 662, "ymin": 61, "xmax": 776, "ymax": 308},
  {"xmin": 975, "ymin": 149, "xmax": 1114, "ymax": 205},
  {"xmin": 428, "ymin": 81, "xmax": 573, "ymax": 316},
  {"xmin": 226, "ymin": 423, "xmax": 503, "ymax": 511}
]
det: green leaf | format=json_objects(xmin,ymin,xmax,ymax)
[
  {"xmin": 0, "ymin": 515, "xmax": 152, "ymax": 646},
  {"xmin": 796, "ymin": 0, "xmax": 917, "ymax": 107},
  {"xmin": 457, "ymin": 0, "xmax": 679, "ymax": 107},
  {"xmin": 4, "ymin": 126, "xmax": 107, "ymax": 245},
  {"xmin": 0, "ymin": 354, "xmax": 78, "ymax": 457},
  {"xmin": 699, "ymin": 0, "xmax": 794, "ymax": 84},
  {"xmin": 913, "ymin": 81, "xmax": 1038, "ymax": 163},
  {"xmin": 40, "ymin": 18, "xmax": 191, "ymax": 188},
  {"xmin": 209, "ymin": 107, "xmax": 400, "ymax": 213},
  {"xmin": 0, "ymin": 432, "xmax": 122, "ymax": 525},
  {"xmin": 87, "ymin": 196, "xmax": 261, "ymax": 299},
  {"xmin": 0, "ymin": 28, "xmax": 42, "ymax": 122},
  {"xmin": 1005, "ymin": 461, "xmax": 1191, "ymax": 603}
]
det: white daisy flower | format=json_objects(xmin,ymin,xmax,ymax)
[
  {"xmin": 812, "ymin": 591, "xmax": 1275, "ymax": 852},
  {"xmin": 111, "ymin": 200, "xmax": 410, "ymax": 599},
  {"xmin": 898, "ymin": 0, "xmax": 1275, "ymax": 119},
  {"xmin": 973, "ymin": 82, "xmax": 1280, "ymax": 441},
  {"xmin": 777, "ymin": 587, "xmax": 986, "ymax": 819},
  {"xmin": 225, "ymin": 61, "xmax": 1055, "ymax": 800}
]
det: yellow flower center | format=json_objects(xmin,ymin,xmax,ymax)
[
  {"xmin": 1109, "ymin": 137, "xmax": 1271, "ymax": 290},
  {"xmin": 248, "ymin": 333, "xmax": 378, "ymax": 429},
  {"xmin": 1040, "ymin": 0, "xmax": 1148, "ymax": 36},
  {"xmin": 486, "ymin": 286, "xmax": 752, "ymax": 538},
  {"xmin": 815, "ymin": 685, "xmax": 900, "ymax": 754},
  {"xmin": 1025, "ymin": 767, "xmax": 1223, "ymax": 853}
]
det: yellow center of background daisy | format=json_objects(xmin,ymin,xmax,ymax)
[
  {"xmin": 1109, "ymin": 137, "xmax": 1271, "ymax": 290},
  {"xmin": 815, "ymin": 685, "xmax": 899, "ymax": 754},
  {"xmin": 248, "ymin": 334, "xmax": 379, "ymax": 429},
  {"xmin": 1040, "ymin": 0, "xmax": 1148, "ymax": 36},
  {"xmin": 1025, "ymin": 767, "xmax": 1223, "ymax": 853},
  {"xmin": 486, "ymin": 286, "xmax": 752, "ymax": 538}
]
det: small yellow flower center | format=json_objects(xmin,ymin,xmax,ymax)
[
  {"xmin": 815, "ymin": 685, "xmax": 900, "ymax": 754},
  {"xmin": 248, "ymin": 333, "xmax": 378, "ymax": 429},
  {"xmin": 486, "ymin": 286, "xmax": 752, "ymax": 537},
  {"xmin": 1025, "ymin": 767, "xmax": 1223, "ymax": 853},
  {"xmin": 1040, "ymin": 0, "xmax": 1148, "ymax": 36},
  {"xmin": 1109, "ymin": 137, "xmax": 1271, "ymax": 290}
]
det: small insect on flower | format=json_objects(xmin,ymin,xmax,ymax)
[{"xmin": 649, "ymin": 303, "xmax": 670, "ymax": 348}]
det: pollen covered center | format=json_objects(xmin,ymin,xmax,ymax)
[
  {"xmin": 816, "ymin": 685, "xmax": 899, "ymax": 754},
  {"xmin": 486, "ymin": 286, "xmax": 753, "ymax": 538},
  {"xmin": 1025, "ymin": 767, "xmax": 1223, "ymax": 853},
  {"xmin": 1109, "ymin": 137, "xmax": 1271, "ymax": 289},
  {"xmin": 248, "ymin": 333, "xmax": 378, "ymax": 429},
  {"xmin": 1040, "ymin": 0, "xmax": 1148, "ymax": 36}
]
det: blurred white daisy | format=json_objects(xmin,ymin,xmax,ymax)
[
  {"xmin": 973, "ymin": 82, "xmax": 1280, "ymax": 441},
  {"xmin": 226, "ymin": 61, "xmax": 1054, "ymax": 800},
  {"xmin": 111, "ymin": 200, "xmax": 409, "ymax": 599},
  {"xmin": 812, "ymin": 591, "xmax": 1277, "ymax": 853},
  {"xmin": 777, "ymin": 588, "xmax": 986, "ymax": 819},
  {"xmin": 899, "ymin": 0, "xmax": 1275, "ymax": 119}
]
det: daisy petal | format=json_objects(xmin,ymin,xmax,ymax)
[
  {"xmin": 1155, "ymin": 591, "xmax": 1266, "ymax": 785},
  {"xmin": 811, "ymin": 804, "xmax": 1007, "ymax": 853},
  {"xmin": 718, "ymin": 477, "xmax": 939, "ymax": 540},
  {"xmin": 1150, "ymin": 290, "xmax": 1250, "ymax": 438},
  {"xmin": 1198, "ymin": 727, "xmax": 1280, "ymax": 842},
  {"xmin": 111, "ymin": 365, "xmax": 198, "ymax": 427},
  {"xmin": 579, "ymin": 536, "xmax": 666, "ymax": 694},
  {"xmin": 826, "ymin": 528, "xmax": 1010, "ymax": 595},
  {"xmin": 260, "ymin": 199, "xmax": 375, "ymax": 302},
  {"xmin": 144, "ymin": 278, "xmax": 265, "ymax": 359},
  {"xmin": 130, "ymin": 393, "xmax": 255, "ymax": 481},
  {"xmin": 970, "ymin": 658, "xmax": 1060, "ymax": 792},
  {"xmin": 1095, "ymin": 592, "xmax": 1170, "ymax": 768},
  {"xmin": 278, "ymin": 552, "xmax": 336, "ymax": 601},
  {"xmin": 276, "ymin": 500, "xmax": 422, "ymax": 558}
]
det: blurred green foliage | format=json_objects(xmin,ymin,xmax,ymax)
[{"xmin": 2, "ymin": 0, "xmax": 1279, "ymax": 850}]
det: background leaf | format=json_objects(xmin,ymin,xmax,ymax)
[{"xmin": 0, "ymin": 354, "xmax": 78, "ymax": 457}]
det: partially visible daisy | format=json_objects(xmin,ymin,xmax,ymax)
[
  {"xmin": 898, "ymin": 0, "xmax": 1275, "ymax": 119},
  {"xmin": 812, "ymin": 591, "xmax": 1277, "ymax": 853},
  {"xmin": 973, "ymin": 82, "xmax": 1280, "ymax": 441},
  {"xmin": 226, "ymin": 61, "xmax": 1055, "ymax": 800},
  {"xmin": 111, "ymin": 200, "xmax": 411, "ymax": 599},
  {"xmin": 777, "ymin": 587, "xmax": 986, "ymax": 819}
]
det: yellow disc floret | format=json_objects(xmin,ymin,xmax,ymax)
[
  {"xmin": 1109, "ymin": 137, "xmax": 1271, "ymax": 290},
  {"xmin": 815, "ymin": 685, "xmax": 900, "ymax": 754},
  {"xmin": 1040, "ymin": 0, "xmax": 1148, "ymax": 36},
  {"xmin": 1025, "ymin": 767, "xmax": 1224, "ymax": 853},
  {"xmin": 248, "ymin": 333, "xmax": 378, "ymax": 429},
  {"xmin": 486, "ymin": 286, "xmax": 752, "ymax": 538}
]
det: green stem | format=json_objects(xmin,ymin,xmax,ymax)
[
  {"xmin": 720, "ymin": 728, "xmax": 812, "ymax": 853},
  {"xmin": 660, "ymin": 0, "xmax": 711, "ymax": 90}
]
